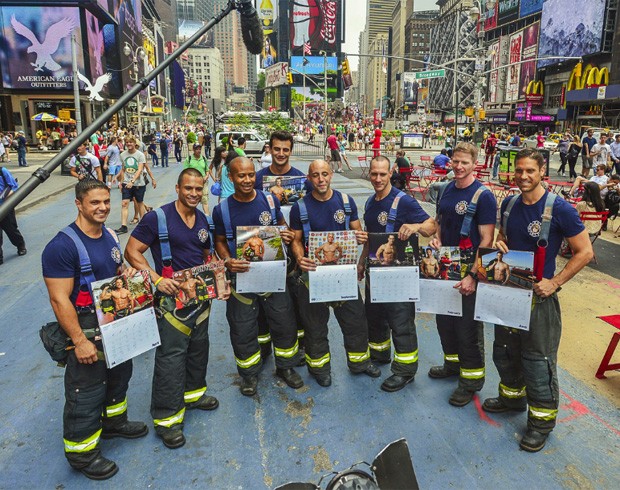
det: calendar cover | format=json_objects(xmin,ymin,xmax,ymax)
[
  {"xmin": 308, "ymin": 230, "xmax": 358, "ymax": 266},
  {"xmin": 236, "ymin": 226, "xmax": 286, "ymax": 262},
  {"xmin": 476, "ymin": 248, "xmax": 535, "ymax": 290},
  {"xmin": 418, "ymin": 245, "xmax": 462, "ymax": 281},
  {"xmin": 92, "ymin": 271, "xmax": 155, "ymax": 327},
  {"xmin": 368, "ymin": 233, "xmax": 419, "ymax": 267},
  {"xmin": 262, "ymin": 175, "xmax": 307, "ymax": 205},
  {"xmin": 171, "ymin": 262, "xmax": 227, "ymax": 311}
]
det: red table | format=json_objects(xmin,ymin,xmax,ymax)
[{"xmin": 595, "ymin": 315, "xmax": 620, "ymax": 379}]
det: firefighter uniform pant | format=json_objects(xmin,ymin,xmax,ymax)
[
  {"xmin": 226, "ymin": 290, "xmax": 300, "ymax": 378},
  {"xmin": 436, "ymin": 293, "xmax": 485, "ymax": 391},
  {"xmin": 365, "ymin": 284, "xmax": 419, "ymax": 377},
  {"xmin": 63, "ymin": 313, "xmax": 133, "ymax": 468},
  {"xmin": 492, "ymin": 293, "xmax": 561, "ymax": 434},
  {"xmin": 151, "ymin": 303, "xmax": 211, "ymax": 433},
  {"xmin": 297, "ymin": 281, "xmax": 371, "ymax": 376}
]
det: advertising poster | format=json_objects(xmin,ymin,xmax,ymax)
[
  {"xmin": 497, "ymin": 0, "xmax": 520, "ymax": 26},
  {"xmin": 289, "ymin": 0, "xmax": 340, "ymax": 54},
  {"xmin": 519, "ymin": 0, "xmax": 543, "ymax": 17},
  {"xmin": 488, "ymin": 40, "xmax": 501, "ymax": 103},
  {"xmin": 483, "ymin": 2, "xmax": 498, "ymax": 30},
  {"xmin": 177, "ymin": 19, "xmax": 214, "ymax": 47},
  {"xmin": 261, "ymin": 31, "xmax": 278, "ymax": 69},
  {"xmin": 506, "ymin": 30, "xmax": 523, "ymax": 102},
  {"xmin": 0, "ymin": 6, "xmax": 84, "ymax": 90},
  {"xmin": 519, "ymin": 22, "xmax": 539, "ymax": 100},
  {"xmin": 113, "ymin": 0, "xmax": 143, "ymax": 89},
  {"xmin": 402, "ymin": 73, "xmax": 419, "ymax": 109},
  {"xmin": 290, "ymin": 55, "xmax": 338, "ymax": 74},
  {"xmin": 538, "ymin": 0, "xmax": 605, "ymax": 68}
]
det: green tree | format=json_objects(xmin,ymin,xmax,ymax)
[{"xmin": 257, "ymin": 72, "xmax": 266, "ymax": 90}]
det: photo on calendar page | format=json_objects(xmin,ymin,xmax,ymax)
[
  {"xmin": 476, "ymin": 248, "xmax": 535, "ymax": 290},
  {"xmin": 308, "ymin": 230, "xmax": 358, "ymax": 266},
  {"xmin": 92, "ymin": 271, "xmax": 154, "ymax": 326},
  {"xmin": 262, "ymin": 175, "xmax": 307, "ymax": 204},
  {"xmin": 417, "ymin": 235, "xmax": 462, "ymax": 280},
  {"xmin": 367, "ymin": 233, "xmax": 419, "ymax": 268},
  {"xmin": 236, "ymin": 226, "xmax": 286, "ymax": 262}
]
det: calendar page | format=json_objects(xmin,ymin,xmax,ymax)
[
  {"xmin": 416, "ymin": 279, "xmax": 463, "ymax": 316},
  {"xmin": 308, "ymin": 230, "xmax": 358, "ymax": 266},
  {"xmin": 100, "ymin": 307, "xmax": 161, "ymax": 368},
  {"xmin": 236, "ymin": 260, "xmax": 287, "ymax": 293},
  {"xmin": 309, "ymin": 264, "xmax": 358, "ymax": 303},
  {"xmin": 368, "ymin": 233, "xmax": 419, "ymax": 268},
  {"xmin": 236, "ymin": 226, "xmax": 286, "ymax": 262},
  {"xmin": 474, "ymin": 283, "xmax": 533, "ymax": 330},
  {"xmin": 169, "ymin": 262, "xmax": 227, "ymax": 320},
  {"xmin": 476, "ymin": 248, "xmax": 535, "ymax": 289},
  {"xmin": 262, "ymin": 175, "xmax": 307, "ymax": 205},
  {"xmin": 92, "ymin": 271, "xmax": 155, "ymax": 327},
  {"xmin": 370, "ymin": 266, "xmax": 420, "ymax": 303}
]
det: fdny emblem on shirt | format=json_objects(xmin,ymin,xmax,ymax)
[
  {"xmin": 455, "ymin": 200, "xmax": 468, "ymax": 215},
  {"xmin": 111, "ymin": 247, "xmax": 122, "ymax": 264},
  {"xmin": 198, "ymin": 228, "xmax": 208, "ymax": 243},
  {"xmin": 377, "ymin": 211, "xmax": 388, "ymax": 226},
  {"xmin": 528, "ymin": 220, "xmax": 542, "ymax": 238},
  {"xmin": 333, "ymin": 209, "xmax": 346, "ymax": 224},
  {"xmin": 259, "ymin": 211, "xmax": 272, "ymax": 225}
]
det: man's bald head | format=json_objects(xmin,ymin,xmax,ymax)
[
  {"xmin": 229, "ymin": 156, "xmax": 254, "ymax": 175},
  {"xmin": 308, "ymin": 159, "xmax": 332, "ymax": 175}
]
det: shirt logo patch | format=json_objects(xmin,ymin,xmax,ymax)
[
  {"xmin": 455, "ymin": 200, "xmax": 468, "ymax": 215},
  {"xmin": 377, "ymin": 211, "xmax": 388, "ymax": 226},
  {"xmin": 198, "ymin": 228, "xmax": 208, "ymax": 243},
  {"xmin": 333, "ymin": 209, "xmax": 346, "ymax": 224},
  {"xmin": 259, "ymin": 211, "xmax": 272, "ymax": 225},
  {"xmin": 111, "ymin": 247, "xmax": 122, "ymax": 264},
  {"xmin": 528, "ymin": 220, "xmax": 541, "ymax": 238}
]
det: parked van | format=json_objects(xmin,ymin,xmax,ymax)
[{"xmin": 214, "ymin": 131, "xmax": 267, "ymax": 155}]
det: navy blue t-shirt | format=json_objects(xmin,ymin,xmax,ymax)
[
  {"xmin": 289, "ymin": 190, "xmax": 359, "ymax": 234},
  {"xmin": 582, "ymin": 136, "xmax": 597, "ymax": 155},
  {"xmin": 501, "ymin": 192, "xmax": 584, "ymax": 278},
  {"xmin": 212, "ymin": 191, "xmax": 283, "ymax": 254},
  {"xmin": 131, "ymin": 201, "xmax": 212, "ymax": 275},
  {"xmin": 364, "ymin": 187, "xmax": 429, "ymax": 233},
  {"xmin": 254, "ymin": 165, "xmax": 313, "ymax": 192},
  {"xmin": 437, "ymin": 180, "xmax": 497, "ymax": 248},
  {"xmin": 42, "ymin": 223, "xmax": 122, "ymax": 304}
]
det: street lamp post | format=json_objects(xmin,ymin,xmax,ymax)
[
  {"xmin": 123, "ymin": 42, "xmax": 146, "ymax": 140},
  {"xmin": 319, "ymin": 50, "xmax": 328, "ymax": 124},
  {"xmin": 71, "ymin": 32, "xmax": 83, "ymax": 133}
]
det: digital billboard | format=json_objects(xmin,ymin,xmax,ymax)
[
  {"xmin": 402, "ymin": 73, "xmax": 419, "ymax": 110},
  {"xmin": 113, "ymin": 0, "xmax": 143, "ymax": 89},
  {"xmin": 178, "ymin": 19, "xmax": 214, "ymax": 47},
  {"xmin": 488, "ymin": 40, "xmax": 501, "ymax": 103},
  {"xmin": 261, "ymin": 31, "xmax": 278, "ymax": 69},
  {"xmin": 519, "ymin": 0, "xmax": 543, "ymax": 17},
  {"xmin": 497, "ymin": 0, "xmax": 520, "ymax": 26},
  {"xmin": 506, "ymin": 30, "xmax": 522, "ymax": 102},
  {"xmin": 291, "ymin": 85, "xmax": 338, "ymax": 103},
  {"xmin": 483, "ymin": 3, "xmax": 498, "ymax": 30},
  {"xmin": 538, "ymin": 0, "xmax": 605, "ymax": 68},
  {"xmin": 289, "ymin": 0, "xmax": 340, "ymax": 55},
  {"xmin": 290, "ymin": 55, "xmax": 338, "ymax": 75},
  {"xmin": 0, "ymin": 6, "xmax": 84, "ymax": 90},
  {"xmin": 519, "ymin": 22, "xmax": 539, "ymax": 100}
]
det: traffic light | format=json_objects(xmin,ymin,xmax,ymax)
[
  {"xmin": 287, "ymin": 71, "xmax": 293, "ymax": 84},
  {"xmin": 478, "ymin": 108, "xmax": 486, "ymax": 120},
  {"xmin": 342, "ymin": 59, "xmax": 350, "ymax": 76}
]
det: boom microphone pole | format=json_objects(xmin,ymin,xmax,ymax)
[{"xmin": 0, "ymin": 0, "xmax": 263, "ymax": 222}]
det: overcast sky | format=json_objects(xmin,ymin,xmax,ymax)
[{"xmin": 342, "ymin": 0, "xmax": 439, "ymax": 71}]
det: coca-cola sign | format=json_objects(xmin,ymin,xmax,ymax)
[{"xmin": 289, "ymin": 0, "xmax": 340, "ymax": 54}]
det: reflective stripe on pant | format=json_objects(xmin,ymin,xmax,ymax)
[
  {"xmin": 151, "ymin": 303, "xmax": 211, "ymax": 431},
  {"xmin": 226, "ymin": 290, "xmax": 300, "ymax": 377},
  {"xmin": 297, "ymin": 280, "xmax": 370, "ymax": 376},
  {"xmin": 436, "ymin": 293, "xmax": 485, "ymax": 391},
  {"xmin": 365, "ymin": 285, "xmax": 419, "ymax": 377},
  {"xmin": 492, "ymin": 293, "xmax": 561, "ymax": 433},
  {"xmin": 64, "ymin": 313, "xmax": 132, "ymax": 468}
]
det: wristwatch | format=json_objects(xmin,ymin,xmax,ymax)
[{"xmin": 468, "ymin": 270, "xmax": 478, "ymax": 282}]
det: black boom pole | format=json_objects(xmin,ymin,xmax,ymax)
[{"xmin": 0, "ymin": 1, "xmax": 237, "ymax": 222}]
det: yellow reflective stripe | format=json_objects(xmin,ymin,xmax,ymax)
[
  {"xmin": 64, "ymin": 429, "xmax": 101, "ymax": 453},
  {"xmin": 235, "ymin": 350, "xmax": 261, "ymax": 368},
  {"xmin": 257, "ymin": 334, "xmax": 271, "ymax": 344},
  {"xmin": 163, "ymin": 312, "xmax": 192, "ymax": 336},
  {"xmin": 105, "ymin": 397, "xmax": 127, "ymax": 417},
  {"xmin": 297, "ymin": 330, "xmax": 305, "ymax": 339},
  {"xmin": 347, "ymin": 349, "xmax": 370, "ymax": 363},
  {"xmin": 499, "ymin": 383, "xmax": 526, "ymax": 399},
  {"xmin": 528, "ymin": 406, "xmax": 558, "ymax": 421},
  {"xmin": 184, "ymin": 387, "xmax": 206, "ymax": 403},
  {"xmin": 460, "ymin": 367, "xmax": 485, "ymax": 379},
  {"xmin": 444, "ymin": 354, "xmax": 459, "ymax": 363},
  {"xmin": 274, "ymin": 340, "xmax": 299, "ymax": 359},
  {"xmin": 369, "ymin": 339, "xmax": 391, "ymax": 352},
  {"xmin": 154, "ymin": 408, "xmax": 185, "ymax": 428},
  {"xmin": 394, "ymin": 349, "xmax": 419, "ymax": 364},
  {"xmin": 306, "ymin": 352, "xmax": 330, "ymax": 368},
  {"xmin": 232, "ymin": 289, "xmax": 253, "ymax": 305}
]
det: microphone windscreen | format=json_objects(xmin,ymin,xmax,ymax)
[{"xmin": 238, "ymin": 9, "xmax": 264, "ymax": 55}]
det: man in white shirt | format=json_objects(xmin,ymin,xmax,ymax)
[
  {"xmin": 565, "ymin": 164, "xmax": 611, "ymax": 199},
  {"xmin": 609, "ymin": 134, "xmax": 620, "ymax": 174},
  {"xmin": 70, "ymin": 143, "xmax": 102, "ymax": 181},
  {"xmin": 591, "ymin": 135, "xmax": 611, "ymax": 169}
]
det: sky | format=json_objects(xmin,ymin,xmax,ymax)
[{"xmin": 342, "ymin": 0, "xmax": 439, "ymax": 71}]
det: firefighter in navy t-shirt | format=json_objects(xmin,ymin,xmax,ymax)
[
  {"xmin": 212, "ymin": 157, "xmax": 303, "ymax": 397},
  {"xmin": 360, "ymin": 156, "xmax": 437, "ymax": 392},
  {"xmin": 290, "ymin": 159, "xmax": 381, "ymax": 388},
  {"xmin": 428, "ymin": 142, "xmax": 497, "ymax": 407},
  {"xmin": 482, "ymin": 149, "xmax": 591, "ymax": 453},
  {"xmin": 42, "ymin": 180, "xmax": 147, "ymax": 480},
  {"xmin": 125, "ymin": 168, "xmax": 227, "ymax": 450}
]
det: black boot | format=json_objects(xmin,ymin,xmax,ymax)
[
  {"xmin": 519, "ymin": 429, "xmax": 548, "ymax": 452},
  {"xmin": 74, "ymin": 455, "xmax": 119, "ymax": 480},
  {"xmin": 381, "ymin": 374, "xmax": 414, "ymax": 392}
]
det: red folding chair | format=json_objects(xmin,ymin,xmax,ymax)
[
  {"xmin": 404, "ymin": 173, "xmax": 428, "ymax": 201},
  {"xmin": 595, "ymin": 315, "xmax": 620, "ymax": 379},
  {"xmin": 419, "ymin": 155, "xmax": 432, "ymax": 168},
  {"xmin": 580, "ymin": 211, "xmax": 608, "ymax": 264},
  {"xmin": 357, "ymin": 156, "xmax": 369, "ymax": 179}
]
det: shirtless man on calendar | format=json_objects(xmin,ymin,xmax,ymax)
[
  {"xmin": 314, "ymin": 233, "xmax": 343, "ymax": 265},
  {"xmin": 376, "ymin": 235, "xmax": 396, "ymax": 265},
  {"xmin": 488, "ymin": 251, "xmax": 510, "ymax": 284},
  {"xmin": 421, "ymin": 247, "xmax": 439, "ymax": 278}
]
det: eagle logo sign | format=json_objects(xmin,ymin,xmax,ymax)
[
  {"xmin": 78, "ymin": 72, "xmax": 112, "ymax": 101},
  {"xmin": 11, "ymin": 15, "xmax": 76, "ymax": 72}
]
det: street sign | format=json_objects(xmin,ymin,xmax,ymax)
[{"xmin": 415, "ymin": 69, "xmax": 445, "ymax": 80}]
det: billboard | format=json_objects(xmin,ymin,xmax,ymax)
[
  {"xmin": 178, "ymin": 19, "xmax": 214, "ymax": 47},
  {"xmin": 402, "ymin": 73, "xmax": 419, "ymax": 110},
  {"xmin": 538, "ymin": 0, "xmax": 605, "ymax": 68},
  {"xmin": 113, "ymin": 0, "xmax": 143, "ymax": 89},
  {"xmin": 488, "ymin": 40, "xmax": 501, "ymax": 103},
  {"xmin": 265, "ymin": 61, "xmax": 288, "ymax": 88},
  {"xmin": 519, "ymin": 0, "xmax": 543, "ymax": 17},
  {"xmin": 498, "ymin": 0, "xmax": 520, "ymax": 25},
  {"xmin": 483, "ymin": 3, "xmax": 498, "ymax": 30},
  {"xmin": 289, "ymin": 0, "xmax": 340, "ymax": 54},
  {"xmin": 506, "ymin": 30, "xmax": 523, "ymax": 102},
  {"xmin": 291, "ymin": 85, "xmax": 338, "ymax": 103},
  {"xmin": 261, "ymin": 31, "xmax": 278, "ymax": 69},
  {"xmin": 290, "ymin": 55, "xmax": 338, "ymax": 75},
  {"xmin": 0, "ymin": 6, "xmax": 84, "ymax": 90},
  {"xmin": 518, "ymin": 22, "xmax": 539, "ymax": 100}
]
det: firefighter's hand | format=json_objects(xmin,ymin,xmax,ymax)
[
  {"xmin": 297, "ymin": 256, "xmax": 317, "ymax": 272},
  {"xmin": 357, "ymin": 261, "xmax": 366, "ymax": 281},
  {"xmin": 74, "ymin": 338, "xmax": 98, "ymax": 364},
  {"xmin": 157, "ymin": 278, "xmax": 180, "ymax": 296},
  {"xmin": 398, "ymin": 224, "xmax": 418, "ymax": 241},
  {"xmin": 280, "ymin": 229, "xmax": 295, "ymax": 245},
  {"xmin": 217, "ymin": 279, "xmax": 231, "ymax": 300},
  {"xmin": 226, "ymin": 258, "xmax": 250, "ymax": 273},
  {"xmin": 534, "ymin": 278, "xmax": 558, "ymax": 298},
  {"xmin": 122, "ymin": 266, "xmax": 138, "ymax": 278},
  {"xmin": 495, "ymin": 240, "xmax": 509, "ymax": 254},
  {"xmin": 455, "ymin": 274, "xmax": 476, "ymax": 296},
  {"xmin": 355, "ymin": 230, "xmax": 368, "ymax": 245},
  {"xmin": 429, "ymin": 236, "xmax": 442, "ymax": 250}
]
